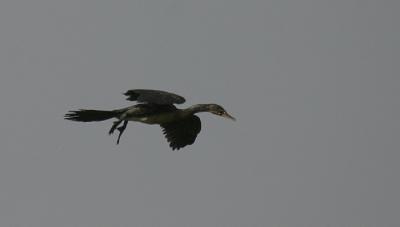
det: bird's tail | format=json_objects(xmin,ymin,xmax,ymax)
[{"xmin": 64, "ymin": 109, "xmax": 118, "ymax": 122}]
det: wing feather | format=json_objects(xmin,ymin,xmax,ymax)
[
  {"xmin": 160, "ymin": 115, "xmax": 201, "ymax": 150},
  {"xmin": 124, "ymin": 89, "xmax": 185, "ymax": 105}
]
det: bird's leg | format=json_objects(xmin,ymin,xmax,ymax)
[
  {"xmin": 109, "ymin": 120, "xmax": 122, "ymax": 135},
  {"xmin": 116, "ymin": 120, "xmax": 128, "ymax": 144}
]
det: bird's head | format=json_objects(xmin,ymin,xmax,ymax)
[{"xmin": 206, "ymin": 104, "xmax": 236, "ymax": 121}]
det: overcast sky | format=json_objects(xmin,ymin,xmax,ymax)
[{"xmin": 0, "ymin": 0, "xmax": 399, "ymax": 226}]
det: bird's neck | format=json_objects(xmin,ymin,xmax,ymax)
[{"xmin": 183, "ymin": 104, "xmax": 210, "ymax": 115}]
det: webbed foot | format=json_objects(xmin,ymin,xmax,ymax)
[{"xmin": 116, "ymin": 121, "xmax": 128, "ymax": 144}]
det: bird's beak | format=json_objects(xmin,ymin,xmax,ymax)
[{"xmin": 222, "ymin": 112, "xmax": 236, "ymax": 121}]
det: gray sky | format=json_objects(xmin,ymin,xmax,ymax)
[{"xmin": 0, "ymin": 0, "xmax": 399, "ymax": 226}]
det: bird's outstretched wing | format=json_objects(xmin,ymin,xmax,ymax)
[
  {"xmin": 124, "ymin": 89, "xmax": 185, "ymax": 105},
  {"xmin": 161, "ymin": 115, "xmax": 201, "ymax": 150}
]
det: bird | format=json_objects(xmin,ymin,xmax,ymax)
[{"xmin": 64, "ymin": 89, "xmax": 235, "ymax": 150}]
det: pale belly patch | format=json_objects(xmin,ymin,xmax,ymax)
[{"xmin": 124, "ymin": 113, "xmax": 179, "ymax": 124}]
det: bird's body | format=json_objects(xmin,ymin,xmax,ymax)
[
  {"xmin": 65, "ymin": 89, "xmax": 235, "ymax": 150},
  {"xmin": 118, "ymin": 104, "xmax": 181, "ymax": 124}
]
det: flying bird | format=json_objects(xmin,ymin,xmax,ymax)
[{"xmin": 64, "ymin": 89, "xmax": 235, "ymax": 150}]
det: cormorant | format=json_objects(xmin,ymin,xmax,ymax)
[{"xmin": 64, "ymin": 89, "xmax": 235, "ymax": 150}]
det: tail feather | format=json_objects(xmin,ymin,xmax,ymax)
[{"xmin": 64, "ymin": 109, "xmax": 118, "ymax": 122}]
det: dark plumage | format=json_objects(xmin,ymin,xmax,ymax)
[
  {"xmin": 161, "ymin": 115, "xmax": 201, "ymax": 150},
  {"xmin": 124, "ymin": 89, "xmax": 185, "ymax": 104},
  {"xmin": 65, "ymin": 89, "xmax": 235, "ymax": 150}
]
